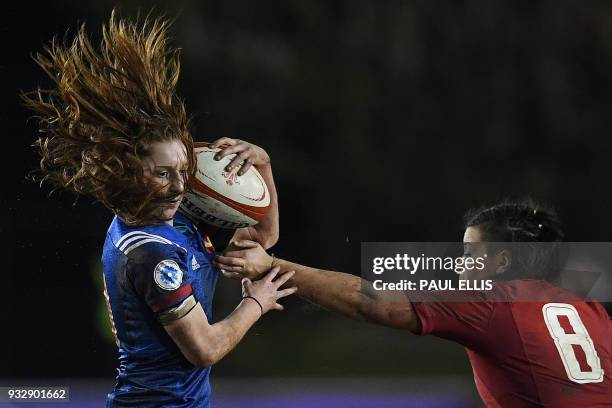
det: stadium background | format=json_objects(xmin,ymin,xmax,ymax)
[{"xmin": 2, "ymin": 1, "xmax": 612, "ymax": 406}]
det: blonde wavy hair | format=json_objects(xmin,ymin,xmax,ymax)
[{"xmin": 22, "ymin": 10, "xmax": 195, "ymax": 225}]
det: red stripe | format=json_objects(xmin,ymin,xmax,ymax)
[
  {"xmin": 150, "ymin": 283, "xmax": 193, "ymax": 313},
  {"xmin": 192, "ymin": 177, "xmax": 269, "ymax": 221}
]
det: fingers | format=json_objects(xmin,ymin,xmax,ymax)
[
  {"xmin": 214, "ymin": 263, "xmax": 243, "ymax": 273},
  {"xmin": 214, "ymin": 262, "xmax": 242, "ymax": 272},
  {"xmin": 216, "ymin": 253, "xmax": 247, "ymax": 265},
  {"xmin": 273, "ymin": 303, "xmax": 285, "ymax": 311},
  {"xmin": 213, "ymin": 256, "xmax": 245, "ymax": 272},
  {"xmin": 237, "ymin": 158, "xmax": 253, "ymax": 176},
  {"xmin": 222, "ymin": 270, "xmax": 242, "ymax": 279},
  {"xmin": 216, "ymin": 263, "xmax": 243, "ymax": 273},
  {"xmin": 276, "ymin": 287, "xmax": 298, "ymax": 299},
  {"xmin": 226, "ymin": 149, "xmax": 251, "ymax": 172},
  {"xmin": 211, "ymin": 139, "xmax": 258, "ymax": 175},
  {"xmin": 210, "ymin": 137, "xmax": 238, "ymax": 149},
  {"xmin": 263, "ymin": 266, "xmax": 280, "ymax": 283},
  {"xmin": 273, "ymin": 270, "xmax": 295, "ymax": 289},
  {"xmin": 215, "ymin": 142, "xmax": 248, "ymax": 162},
  {"xmin": 214, "ymin": 255, "xmax": 245, "ymax": 267}
]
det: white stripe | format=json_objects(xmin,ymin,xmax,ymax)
[
  {"xmin": 138, "ymin": 232, "xmax": 173, "ymax": 245},
  {"xmin": 117, "ymin": 231, "xmax": 187, "ymax": 255},
  {"xmin": 116, "ymin": 231, "xmax": 148, "ymax": 248},
  {"xmin": 124, "ymin": 238, "xmax": 172, "ymax": 255},
  {"xmin": 121, "ymin": 236, "xmax": 169, "ymax": 252},
  {"xmin": 118, "ymin": 234, "xmax": 163, "ymax": 252},
  {"xmin": 117, "ymin": 231, "xmax": 173, "ymax": 251},
  {"xmin": 116, "ymin": 231, "xmax": 187, "ymax": 255},
  {"xmin": 118, "ymin": 234, "xmax": 147, "ymax": 251}
]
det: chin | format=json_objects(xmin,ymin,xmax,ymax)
[{"xmin": 163, "ymin": 208, "xmax": 179, "ymax": 220}]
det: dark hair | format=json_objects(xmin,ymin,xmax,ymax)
[
  {"xmin": 464, "ymin": 199, "xmax": 564, "ymax": 281},
  {"xmin": 21, "ymin": 10, "xmax": 195, "ymax": 225}
]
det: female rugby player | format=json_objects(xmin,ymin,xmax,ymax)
[
  {"xmin": 23, "ymin": 12, "xmax": 295, "ymax": 407},
  {"xmin": 217, "ymin": 200, "xmax": 611, "ymax": 407}
]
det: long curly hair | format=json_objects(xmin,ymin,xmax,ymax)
[{"xmin": 21, "ymin": 10, "xmax": 195, "ymax": 225}]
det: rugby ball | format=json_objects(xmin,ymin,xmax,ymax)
[{"xmin": 180, "ymin": 142, "xmax": 271, "ymax": 229}]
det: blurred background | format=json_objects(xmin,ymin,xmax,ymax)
[{"xmin": 2, "ymin": 0, "xmax": 612, "ymax": 407}]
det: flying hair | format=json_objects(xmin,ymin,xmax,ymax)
[{"xmin": 21, "ymin": 9, "xmax": 195, "ymax": 225}]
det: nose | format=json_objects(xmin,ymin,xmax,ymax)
[{"xmin": 169, "ymin": 172, "xmax": 185, "ymax": 194}]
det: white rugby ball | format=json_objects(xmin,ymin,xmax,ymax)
[{"xmin": 180, "ymin": 142, "xmax": 271, "ymax": 229}]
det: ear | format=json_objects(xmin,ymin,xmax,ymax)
[{"xmin": 495, "ymin": 249, "xmax": 512, "ymax": 275}]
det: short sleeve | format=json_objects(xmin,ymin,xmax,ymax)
[
  {"xmin": 126, "ymin": 241, "xmax": 198, "ymax": 324},
  {"xmin": 410, "ymin": 290, "xmax": 496, "ymax": 348}
]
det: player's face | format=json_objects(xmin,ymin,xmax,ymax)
[
  {"xmin": 142, "ymin": 139, "xmax": 188, "ymax": 223},
  {"xmin": 461, "ymin": 226, "xmax": 499, "ymax": 281}
]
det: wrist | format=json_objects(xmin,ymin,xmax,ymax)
[
  {"xmin": 272, "ymin": 257, "xmax": 287, "ymax": 270},
  {"xmin": 242, "ymin": 296, "xmax": 264, "ymax": 316},
  {"xmin": 255, "ymin": 159, "xmax": 272, "ymax": 171}
]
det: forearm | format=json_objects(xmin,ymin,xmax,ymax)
[
  {"xmin": 273, "ymin": 259, "xmax": 417, "ymax": 330},
  {"xmin": 197, "ymin": 299, "xmax": 261, "ymax": 366},
  {"xmin": 273, "ymin": 259, "xmax": 370, "ymax": 321}
]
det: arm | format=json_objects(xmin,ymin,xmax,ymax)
[
  {"xmin": 164, "ymin": 268, "xmax": 296, "ymax": 367},
  {"xmin": 127, "ymin": 243, "xmax": 295, "ymax": 367},
  {"xmin": 210, "ymin": 138, "xmax": 279, "ymax": 249},
  {"xmin": 164, "ymin": 296, "xmax": 259, "ymax": 367},
  {"xmin": 215, "ymin": 242, "xmax": 419, "ymax": 332}
]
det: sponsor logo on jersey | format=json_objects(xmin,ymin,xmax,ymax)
[
  {"xmin": 191, "ymin": 255, "xmax": 201, "ymax": 270},
  {"xmin": 154, "ymin": 259, "xmax": 183, "ymax": 290}
]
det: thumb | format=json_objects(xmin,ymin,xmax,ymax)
[{"xmin": 241, "ymin": 277, "xmax": 253, "ymax": 289}]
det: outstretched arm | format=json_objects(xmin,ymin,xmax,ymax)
[{"xmin": 214, "ymin": 242, "xmax": 419, "ymax": 332}]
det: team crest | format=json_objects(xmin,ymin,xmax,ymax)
[{"xmin": 154, "ymin": 260, "xmax": 183, "ymax": 290}]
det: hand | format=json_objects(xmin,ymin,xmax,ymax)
[
  {"xmin": 214, "ymin": 240, "xmax": 273, "ymax": 280},
  {"xmin": 242, "ymin": 267, "xmax": 296, "ymax": 313},
  {"xmin": 210, "ymin": 137, "xmax": 271, "ymax": 176}
]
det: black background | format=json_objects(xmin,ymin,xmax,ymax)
[{"xmin": 2, "ymin": 0, "xmax": 612, "ymax": 381}]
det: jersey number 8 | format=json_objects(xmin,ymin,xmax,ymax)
[{"xmin": 542, "ymin": 303, "xmax": 604, "ymax": 384}]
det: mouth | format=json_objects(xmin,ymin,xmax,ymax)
[{"xmin": 162, "ymin": 199, "xmax": 181, "ymax": 208}]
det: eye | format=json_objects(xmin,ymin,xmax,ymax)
[{"xmin": 157, "ymin": 170, "xmax": 170, "ymax": 178}]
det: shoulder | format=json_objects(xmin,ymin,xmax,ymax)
[
  {"xmin": 113, "ymin": 228, "xmax": 188, "ymax": 263},
  {"xmin": 119, "ymin": 231, "xmax": 189, "ymax": 293}
]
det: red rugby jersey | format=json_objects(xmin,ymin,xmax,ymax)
[{"xmin": 412, "ymin": 280, "xmax": 611, "ymax": 407}]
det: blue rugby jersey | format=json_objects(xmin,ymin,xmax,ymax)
[{"xmin": 102, "ymin": 212, "xmax": 219, "ymax": 407}]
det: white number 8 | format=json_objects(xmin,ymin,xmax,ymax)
[{"xmin": 542, "ymin": 303, "xmax": 604, "ymax": 384}]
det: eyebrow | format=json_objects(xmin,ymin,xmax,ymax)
[{"xmin": 154, "ymin": 165, "xmax": 188, "ymax": 170}]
